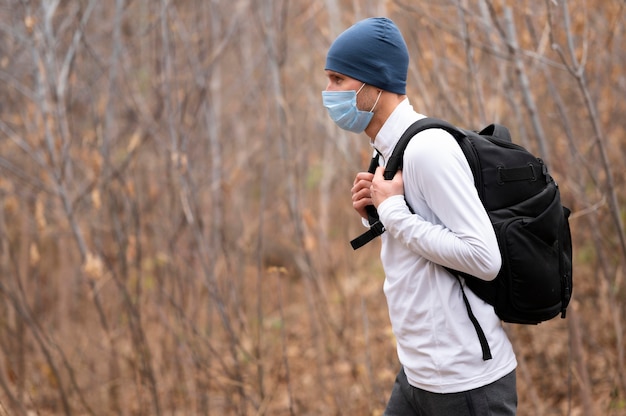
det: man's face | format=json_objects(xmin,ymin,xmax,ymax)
[
  {"xmin": 325, "ymin": 70, "xmax": 362, "ymax": 92},
  {"xmin": 324, "ymin": 70, "xmax": 379, "ymax": 115}
]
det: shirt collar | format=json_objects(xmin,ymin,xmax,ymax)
[{"xmin": 372, "ymin": 98, "xmax": 425, "ymax": 165}]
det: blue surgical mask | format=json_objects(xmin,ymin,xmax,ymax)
[{"xmin": 322, "ymin": 84, "xmax": 381, "ymax": 133}]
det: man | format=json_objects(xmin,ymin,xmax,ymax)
[{"xmin": 322, "ymin": 17, "xmax": 518, "ymax": 415}]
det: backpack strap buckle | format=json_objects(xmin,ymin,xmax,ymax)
[{"xmin": 350, "ymin": 220, "xmax": 386, "ymax": 250}]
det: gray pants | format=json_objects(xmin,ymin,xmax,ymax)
[{"xmin": 384, "ymin": 367, "xmax": 517, "ymax": 416}]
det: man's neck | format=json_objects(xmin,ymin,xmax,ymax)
[{"xmin": 365, "ymin": 93, "xmax": 407, "ymax": 140}]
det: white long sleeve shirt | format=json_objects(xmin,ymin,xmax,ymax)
[{"xmin": 373, "ymin": 99, "xmax": 517, "ymax": 393}]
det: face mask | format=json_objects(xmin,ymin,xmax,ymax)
[{"xmin": 322, "ymin": 84, "xmax": 381, "ymax": 133}]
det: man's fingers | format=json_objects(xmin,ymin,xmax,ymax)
[
  {"xmin": 353, "ymin": 171, "xmax": 374, "ymax": 185},
  {"xmin": 373, "ymin": 166, "xmax": 402, "ymax": 183}
]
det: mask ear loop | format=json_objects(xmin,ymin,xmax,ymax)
[
  {"xmin": 357, "ymin": 83, "xmax": 382, "ymax": 113},
  {"xmin": 369, "ymin": 90, "xmax": 382, "ymax": 112}
]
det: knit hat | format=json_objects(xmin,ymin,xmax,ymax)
[{"xmin": 325, "ymin": 17, "xmax": 409, "ymax": 95}]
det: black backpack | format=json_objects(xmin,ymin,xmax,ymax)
[{"xmin": 351, "ymin": 117, "xmax": 573, "ymax": 360}]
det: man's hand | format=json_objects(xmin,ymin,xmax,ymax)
[
  {"xmin": 351, "ymin": 171, "xmax": 375, "ymax": 219},
  {"xmin": 371, "ymin": 166, "xmax": 404, "ymax": 208}
]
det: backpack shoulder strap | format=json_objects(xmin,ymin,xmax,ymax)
[
  {"xmin": 349, "ymin": 154, "xmax": 385, "ymax": 250},
  {"xmin": 384, "ymin": 117, "xmax": 467, "ymax": 179}
]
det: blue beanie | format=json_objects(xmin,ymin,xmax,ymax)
[{"xmin": 325, "ymin": 17, "xmax": 409, "ymax": 95}]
